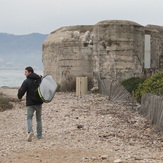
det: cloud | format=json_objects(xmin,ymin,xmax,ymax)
[
  {"xmin": 0, "ymin": 58, "xmax": 4, "ymax": 62},
  {"xmin": 1, "ymin": 0, "xmax": 163, "ymax": 34},
  {"xmin": 6, "ymin": 62, "xmax": 14, "ymax": 65}
]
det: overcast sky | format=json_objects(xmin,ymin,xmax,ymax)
[{"xmin": 1, "ymin": 0, "xmax": 163, "ymax": 35}]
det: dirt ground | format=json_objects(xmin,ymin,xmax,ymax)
[{"xmin": 0, "ymin": 88, "xmax": 163, "ymax": 163}]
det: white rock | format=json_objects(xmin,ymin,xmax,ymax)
[{"xmin": 114, "ymin": 159, "xmax": 122, "ymax": 163}]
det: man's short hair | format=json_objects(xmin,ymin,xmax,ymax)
[{"xmin": 25, "ymin": 66, "xmax": 34, "ymax": 73}]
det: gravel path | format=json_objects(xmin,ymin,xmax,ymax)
[{"xmin": 0, "ymin": 88, "xmax": 163, "ymax": 163}]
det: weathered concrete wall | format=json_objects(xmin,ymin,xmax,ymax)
[
  {"xmin": 145, "ymin": 25, "xmax": 163, "ymax": 70},
  {"xmin": 93, "ymin": 20, "xmax": 144, "ymax": 81},
  {"xmin": 42, "ymin": 26, "xmax": 94, "ymax": 85},
  {"xmin": 42, "ymin": 20, "xmax": 163, "ymax": 88}
]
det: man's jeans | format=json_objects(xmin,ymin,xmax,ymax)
[{"xmin": 27, "ymin": 105, "xmax": 42, "ymax": 139}]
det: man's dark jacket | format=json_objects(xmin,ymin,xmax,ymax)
[{"xmin": 18, "ymin": 73, "xmax": 43, "ymax": 106}]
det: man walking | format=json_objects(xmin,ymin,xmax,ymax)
[{"xmin": 18, "ymin": 66, "xmax": 43, "ymax": 142}]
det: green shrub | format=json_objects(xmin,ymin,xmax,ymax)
[
  {"xmin": 135, "ymin": 71, "xmax": 163, "ymax": 103},
  {"xmin": 0, "ymin": 92, "xmax": 13, "ymax": 112},
  {"xmin": 87, "ymin": 76, "xmax": 94, "ymax": 90},
  {"xmin": 121, "ymin": 77, "xmax": 146, "ymax": 94},
  {"xmin": 56, "ymin": 83, "xmax": 61, "ymax": 92},
  {"xmin": 60, "ymin": 76, "xmax": 76, "ymax": 92},
  {"xmin": 60, "ymin": 75, "xmax": 94, "ymax": 92}
]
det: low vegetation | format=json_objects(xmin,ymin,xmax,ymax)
[
  {"xmin": 135, "ymin": 71, "xmax": 163, "ymax": 103},
  {"xmin": 121, "ymin": 77, "xmax": 146, "ymax": 94},
  {"xmin": 121, "ymin": 71, "xmax": 163, "ymax": 103},
  {"xmin": 59, "ymin": 75, "xmax": 94, "ymax": 92},
  {"xmin": 0, "ymin": 92, "xmax": 13, "ymax": 112}
]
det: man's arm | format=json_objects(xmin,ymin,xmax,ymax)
[{"xmin": 17, "ymin": 80, "xmax": 27, "ymax": 99}]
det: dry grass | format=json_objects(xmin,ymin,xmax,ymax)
[{"xmin": 0, "ymin": 92, "xmax": 13, "ymax": 112}]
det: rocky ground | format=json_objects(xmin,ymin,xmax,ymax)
[{"xmin": 0, "ymin": 88, "xmax": 163, "ymax": 163}]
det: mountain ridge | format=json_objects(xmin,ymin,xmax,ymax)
[{"xmin": 0, "ymin": 33, "xmax": 48, "ymax": 70}]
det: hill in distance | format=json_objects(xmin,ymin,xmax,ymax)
[{"xmin": 0, "ymin": 33, "xmax": 48, "ymax": 70}]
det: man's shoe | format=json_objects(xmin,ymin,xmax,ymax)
[
  {"xmin": 37, "ymin": 136, "xmax": 42, "ymax": 140},
  {"xmin": 27, "ymin": 132, "xmax": 34, "ymax": 142}
]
